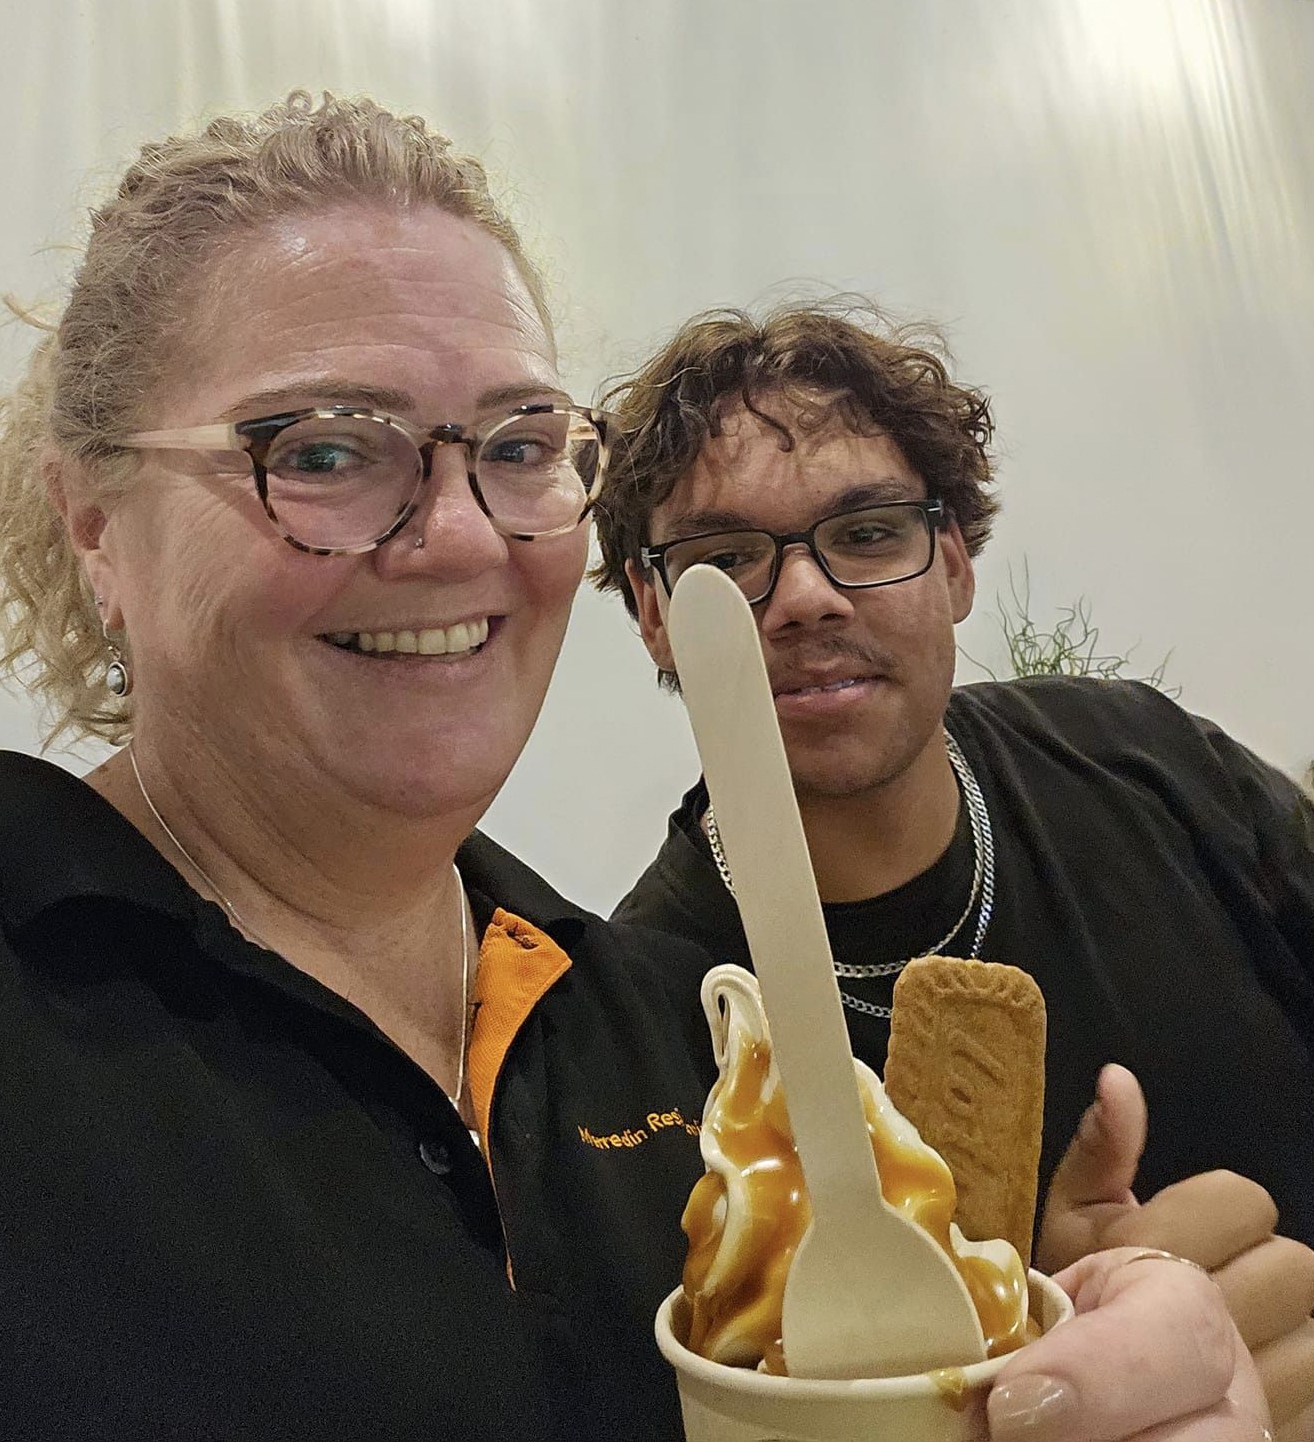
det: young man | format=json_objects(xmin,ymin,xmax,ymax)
[{"xmin": 591, "ymin": 301, "xmax": 1314, "ymax": 1436}]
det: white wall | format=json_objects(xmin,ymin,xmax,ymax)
[{"xmin": 3, "ymin": 0, "xmax": 1311, "ymax": 913}]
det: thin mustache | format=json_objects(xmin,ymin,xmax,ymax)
[{"xmin": 768, "ymin": 636, "xmax": 896, "ymax": 675}]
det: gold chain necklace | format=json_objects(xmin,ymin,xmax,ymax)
[{"xmin": 127, "ymin": 743, "xmax": 472, "ymax": 1105}]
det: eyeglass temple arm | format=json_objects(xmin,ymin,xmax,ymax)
[{"xmin": 120, "ymin": 424, "xmax": 243, "ymax": 451}]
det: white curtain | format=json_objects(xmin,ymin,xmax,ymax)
[{"xmin": 2, "ymin": 0, "xmax": 1311, "ymax": 911}]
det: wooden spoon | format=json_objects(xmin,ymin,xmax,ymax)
[{"xmin": 667, "ymin": 564, "xmax": 986, "ymax": 1379}]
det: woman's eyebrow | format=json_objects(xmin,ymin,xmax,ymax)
[
  {"xmin": 222, "ymin": 379, "xmax": 416, "ymax": 417},
  {"xmin": 475, "ymin": 382, "xmax": 573, "ymax": 411},
  {"xmin": 221, "ymin": 378, "xmax": 571, "ymax": 420}
]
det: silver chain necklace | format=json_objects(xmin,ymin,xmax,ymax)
[
  {"xmin": 704, "ymin": 728, "xmax": 994, "ymax": 1019},
  {"xmin": 127, "ymin": 743, "xmax": 473, "ymax": 1105}
]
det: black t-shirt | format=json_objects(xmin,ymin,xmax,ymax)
[
  {"xmin": 0, "ymin": 752, "xmax": 715, "ymax": 1442},
  {"xmin": 614, "ymin": 677, "xmax": 1314, "ymax": 1248}
]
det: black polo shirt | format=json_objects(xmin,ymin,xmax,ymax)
[{"xmin": 0, "ymin": 752, "xmax": 716, "ymax": 1442}]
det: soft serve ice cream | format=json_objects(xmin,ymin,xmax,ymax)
[{"xmin": 681, "ymin": 964, "xmax": 1030, "ymax": 1376}]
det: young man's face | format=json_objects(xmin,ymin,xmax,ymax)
[{"xmin": 626, "ymin": 398, "xmax": 976, "ymax": 803}]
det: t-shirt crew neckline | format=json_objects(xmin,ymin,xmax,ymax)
[{"xmin": 682, "ymin": 773, "xmax": 980, "ymax": 969}]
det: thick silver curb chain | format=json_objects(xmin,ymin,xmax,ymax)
[{"xmin": 704, "ymin": 727, "xmax": 994, "ymax": 1019}]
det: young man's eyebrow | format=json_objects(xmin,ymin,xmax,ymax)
[
  {"xmin": 825, "ymin": 479, "xmax": 921, "ymax": 511},
  {"xmin": 661, "ymin": 509, "xmax": 758, "ymax": 541},
  {"xmin": 659, "ymin": 478, "xmax": 921, "ymax": 541}
]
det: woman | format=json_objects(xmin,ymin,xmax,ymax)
[{"xmin": 0, "ymin": 93, "xmax": 1273, "ymax": 1441}]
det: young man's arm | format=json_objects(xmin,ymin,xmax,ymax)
[{"xmin": 1195, "ymin": 715, "xmax": 1314, "ymax": 979}]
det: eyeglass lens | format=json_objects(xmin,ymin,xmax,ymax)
[
  {"xmin": 662, "ymin": 504, "xmax": 934, "ymax": 601},
  {"xmin": 260, "ymin": 409, "xmax": 603, "ymax": 549}
]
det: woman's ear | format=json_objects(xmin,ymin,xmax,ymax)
[{"xmin": 44, "ymin": 449, "xmax": 119, "ymax": 627}]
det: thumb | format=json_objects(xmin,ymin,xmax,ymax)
[
  {"xmin": 1037, "ymin": 1065, "xmax": 1148, "ymax": 1272},
  {"xmin": 1049, "ymin": 1063, "xmax": 1148, "ymax": 1208}
]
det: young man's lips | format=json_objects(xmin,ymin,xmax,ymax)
[
  {"xmin": 771, "ymin": 672, "xmax": 879, "ymax": 698},
  {"xmin": 771, "ymin": 674, "xmax": 884, "ymax": 718}
]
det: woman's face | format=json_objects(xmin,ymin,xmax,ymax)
[{"xmin": 91, "ymin": 204, "xmax": 588, "ymax": 822}]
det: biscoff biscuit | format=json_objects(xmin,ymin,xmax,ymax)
[{"xmin": 884, "ymin": 956, "xmax": 1046, "ymax": 1266}]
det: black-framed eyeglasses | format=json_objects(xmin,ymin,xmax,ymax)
[
  {"xmin": 117, "ymin": 403, "xmax": 619, "ymax": 555},
  {"xmin": 640, "ymin": 499, "xmax": 948, "ymax": 606}
]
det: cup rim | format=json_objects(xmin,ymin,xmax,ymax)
[{"xmin": 654, "ymin": 1268, "xmax": 1074, "ymax": 1400}]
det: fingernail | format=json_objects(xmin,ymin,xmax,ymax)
[
  {"xmin": 1078, "ymin": 1098, "xmax": 1104, "ymax": 1145},
  {"xmin": 987, "ymin": 1375, "xmax": 1078, "ymax": 1439}
]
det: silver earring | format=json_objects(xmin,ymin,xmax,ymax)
[{"xmin": 103, "ymin": 621, "xmax": 132, "ymax": 698}]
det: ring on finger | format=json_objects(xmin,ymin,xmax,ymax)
[
  {"xmin": 1120, "ymin": 1247, "xmax": 1211, "ymax": 1276},
  {"xmin": 1221, "ymin": 1400, "xmax": 1276, "ymax": 1442}
]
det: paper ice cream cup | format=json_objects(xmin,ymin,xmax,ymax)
[{"xmin": 655, "ymin": 1270, "xmax": 1074, "ymax": 1442}]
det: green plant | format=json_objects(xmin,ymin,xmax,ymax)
[{"xmin": 961, "ymin": 560, "xmax": 1178, "ymax": 694}]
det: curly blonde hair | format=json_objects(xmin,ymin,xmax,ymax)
[{"xmin": 0, "ymin": 91, "xmax": 550, "ymax": 746}]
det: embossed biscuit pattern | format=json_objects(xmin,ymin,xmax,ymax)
[{"xmin": 885, "ymin": 957, "xmax": 1046, "ymax": 1266}]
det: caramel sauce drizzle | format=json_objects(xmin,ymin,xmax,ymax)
[{"xmin": 682, "ymin": 1040, "xmax": 1028, "ymax": 1375}]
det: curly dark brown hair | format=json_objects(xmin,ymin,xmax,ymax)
[{"xmin": 590, "ymin": 299, "xmax": 1000, "ymax": 634}]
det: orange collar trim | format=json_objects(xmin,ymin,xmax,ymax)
[{"xmin": 467, "ymin": 908, "xmax": 573, "ymax": 1157}]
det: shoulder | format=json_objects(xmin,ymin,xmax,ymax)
[
  {"xmin": 0, "ymin": 748, "xmax": 94, "ymax": 815},
  {"xmin": 457, "ymin": 828, "xmax": 592, "ymax": 928},
  {"xmin": 466, "ymin": 830, "xmax": 718, "ymax": 1091},
  {"xmin": 949, "ymin": 675, "xmax": 1279, "ymax": 771},
  {"xmin": 610, "ymin": 779, "xmax": 744, "ymax": 953},
  {"xmin": 947, "ymin": 678, "xmax": 1308, "ymax": 845},
  {"xmin": 0, "ymin": 751, "xmax": 126, "ymax": 923},
  {"xmin": 459, "ymin": 828, "xmax": 713, "ymax": 1006},
  {"xmin": 948, "ymin": 676, "xmax": 1197, "ymax": 743},
  {"xmin": 946, "ymin": 676, "xmax": 1234, "ymax": 774},
  {"xmin": 0, "ymin": 748, "xmax": 197, "ymax": 934},
  {"xmin": 611, "ymin": 843, "xmax": 705, "ymax": 937}
]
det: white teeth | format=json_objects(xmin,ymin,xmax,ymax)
[
  {"xmin": 789, "ymin": 678, "xmax": 861, "ymax": 697},
  {"xmin": 330, "ymin": 618, "xmax": 490, "ymax": 657}
]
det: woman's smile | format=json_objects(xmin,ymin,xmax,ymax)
[{"xmin": 320, "ymin": 615, "xmax": 494, "ymax": 657}]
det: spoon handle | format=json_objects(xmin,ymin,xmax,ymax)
[{"xmin": 667, "ymin": 565, "xmax": 883, "ymax": 1227}]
